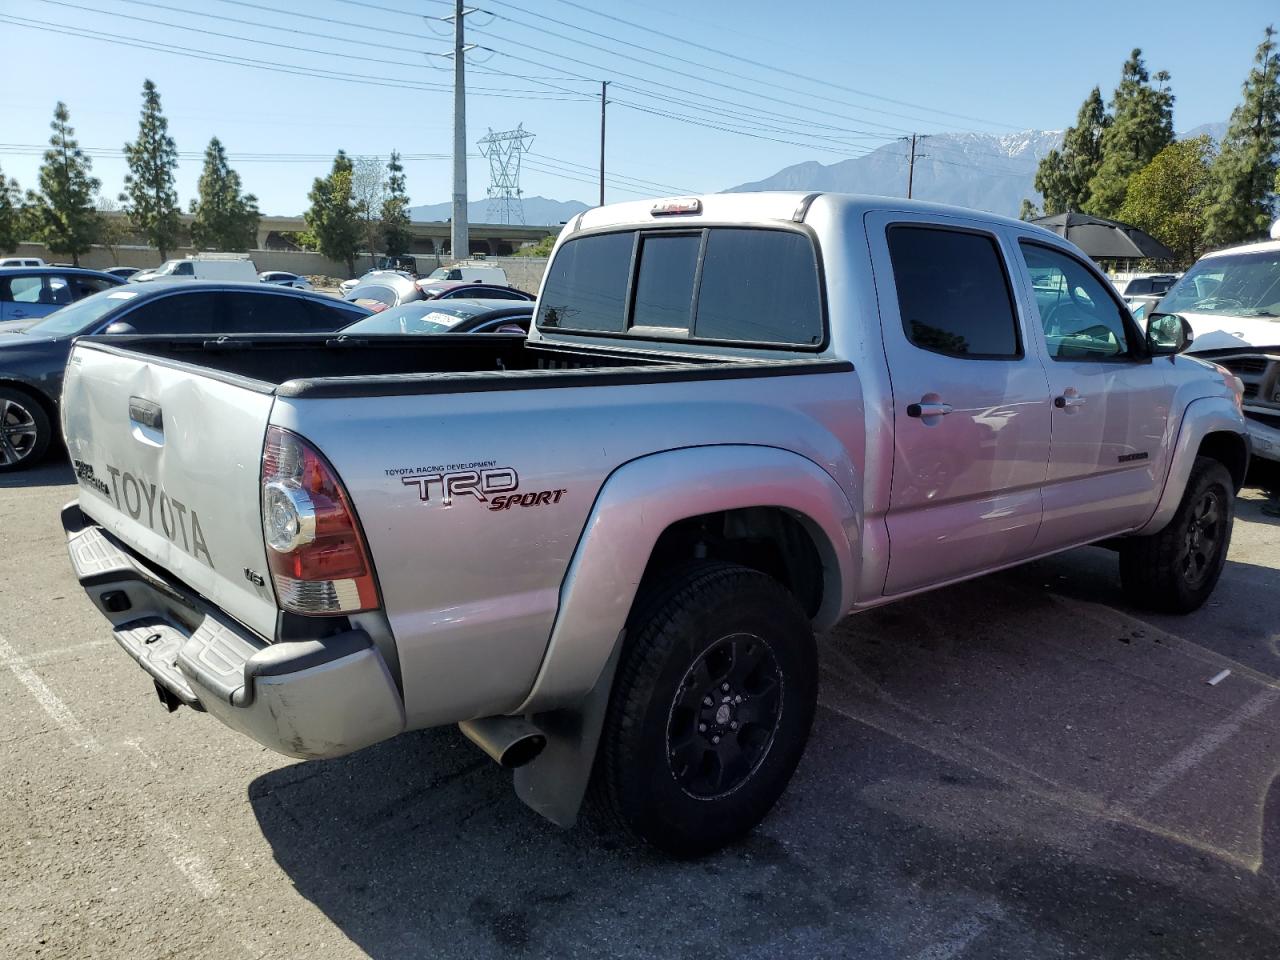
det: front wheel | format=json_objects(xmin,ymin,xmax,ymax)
[
  {"xmin": 590, "ymin": 562, "xmax": 818, "ymax": 857},
  {"xmin": 0, "ymin": 387, "xmax": 51, "ymax": 472},
  {"xmin": 1119, "ymin": 456, "xmax": 1235, "ymax": 613}
]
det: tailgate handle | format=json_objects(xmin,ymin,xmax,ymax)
[{"xmin": 128, "ymin": 397, "xmax": 163, "ymax": 432}]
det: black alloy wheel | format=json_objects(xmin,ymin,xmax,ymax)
[
  {"xmin": 0, "ymin": 389, "xmax": 50, "ymax": 471},
  {"xmin": 666, "ymin": 632, "xmax": 784, "ymax": 799}
]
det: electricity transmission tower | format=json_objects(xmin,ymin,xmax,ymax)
[{"xmin": 477, "ymin": 125, "xmax": 535, "ymax": 224}]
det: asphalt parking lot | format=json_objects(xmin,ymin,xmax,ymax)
[{"xmin": 2, "ymin": 462, "xmax": 1279, "ymax": 960}]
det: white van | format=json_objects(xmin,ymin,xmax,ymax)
[
  {"xmin": 424, "ymin": 263, "xmax": 508, "ymax": 285},
  {"xmin": 133, "ymin": 255, "xmax": 259, "ymax": 283},
  {"xmin": 0, "ymin": 257, "xmax": 47, "ymax": 268}
]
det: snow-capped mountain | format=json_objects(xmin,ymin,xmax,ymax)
[{"xmin": 725, "ymin": 130, "xmax": 1065, "ymax": 217}]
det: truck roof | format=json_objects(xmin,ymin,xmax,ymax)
[
  {"xmin": 1199, "ymin": 237, "xmax": 1280, "ymax": 260},
  {"xmin": 569, "ymin": 191, "xmax": 1047, "ymax": 236}
]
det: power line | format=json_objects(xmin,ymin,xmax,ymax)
[
  {"xmin": 0, "ymin": 13, "xmax": 587, "ymax": 101},
  {"xmin": 528, "ymin": 0, "xmax": 1021, "ymax": 130},
  {"xmin": 35, "ymin": 0, "xmax": 442, "ymax": 72},
  {"xmin": 479, "ymin": 0, "xmax": 991, "ymax": 135},
  {"xmin": 469, "ymin": 50, "xmax": 889, "ymax": 160},
  {"xmin": 468, "ymin": 24, "xmax": 923, "ymax": 141},
  {"xmin": 37, "ymin": 0, "xmax": 896, "ymax": 157}
]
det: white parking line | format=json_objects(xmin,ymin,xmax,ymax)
[
  {"xmin": 1127, "ymin": 688, "xmax": 1280, "ymax": 808},
  {"xmin": 0, "ymin": 631, "xmax": 95, "ymax": 750},
  {"xmin": 910, "ymin": 908, "xmax": 1002, "ymax": 960},
  {"xmin": 1, "ymin": 639, "xmax": 111, "ymax": 667},
  {"xmin": 0, "ymin": 628, "xmax": 222, "ymax": 900}
]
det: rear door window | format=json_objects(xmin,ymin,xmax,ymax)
[
  {"xmin": 886, "ymin": 226, "xmax": 1021, "ymax": 358},
  {"xmin": 5, "ymin": 276, "xmax": 45, "ymax": 303},
  {"xmin": 220, "ymin": 292, "xmax": 318, "ymax": 333}
]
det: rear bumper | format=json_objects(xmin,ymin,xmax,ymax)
[{"xmin": 62, "ymin": 502, "xmax": 405, "ymax": 759}]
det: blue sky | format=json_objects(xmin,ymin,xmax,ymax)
[{"xmin": 0, "ymin": 0, "xmax": 1275, "ymax": 215}]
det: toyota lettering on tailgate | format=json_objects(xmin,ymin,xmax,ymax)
[{"xmin": 72, "ymin": 459, "xmax": 213, "ymax": 567}]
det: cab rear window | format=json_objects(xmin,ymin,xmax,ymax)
[{"xmin": 537, "ymin": 227, "xmax": 824, "ymax": 347}]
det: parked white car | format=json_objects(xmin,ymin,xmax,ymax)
[
  {"xmin": 132, "ymin": 256, "xmax": 258, "ymax": 283},
  {"xmin": 1157, "ymin": 221, "xmax": 1280, "ymax": 463},
  {"xmin": 0, "ymin": 257, "xmax": 47, "ymax": 268},
  {"xmin": 259, "ymin": 271, "xmax": 313, "ymax": 291},
  {"xmin": 423, "ymin": 263, "xmax": 508, "ymax": 285}
]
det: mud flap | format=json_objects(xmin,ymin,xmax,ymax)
[{"xmin": 513, "ymin": 631, "xmax": 625, "ymax": 828}]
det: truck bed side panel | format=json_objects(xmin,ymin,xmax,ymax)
[{"xmin": 270, "ymin": 367, "xmax": 863, "ymax": 729}]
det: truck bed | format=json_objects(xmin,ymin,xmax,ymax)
[{"xmin": 76, "ymin": 334, "xmax": 845, "ymax": 399}]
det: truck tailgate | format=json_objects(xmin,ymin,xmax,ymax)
[{"xmin": 62, "ymin": 343, "xmax": 279, "ymax": 639}]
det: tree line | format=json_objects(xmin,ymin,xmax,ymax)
[
  {"xmin": 1023, "ymin": 26, "xmax": 1280, "ymax": 266},
  {"xmin": 0, "ymin": 79, "xmax": 414, "ymax": 274}
]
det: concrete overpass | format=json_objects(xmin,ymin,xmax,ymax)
[{"xmin": 254, "ymin": 215, "xmax": 556, "ymax": 258}]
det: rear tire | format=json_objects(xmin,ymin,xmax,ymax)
[
  {"xmin": 590, "ymin": 562, "xmax": 818, "ymax": 857},
  {"xmin": 0, "ymin": 387, "xmax": 51, "ymax": 472},
  {"xmin": 1119, "ymin": 456, "xmax": 1234, "ymax": 613}
]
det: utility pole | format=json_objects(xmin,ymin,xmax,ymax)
[
  {"xmin": 451, "ymin": 0, "xmax": 469, "ymax": 261},
  {"xmin": 900, "ymin": 133, "xmax": 929, "ymax": 199},
  {"xmin": 599, "ymin": 81, "xmax": 610, "ymax": 207}
]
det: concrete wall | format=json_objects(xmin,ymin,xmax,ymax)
[{"xmin": 10, "ymin": 242, "xmax": 550, "ymax": 290}]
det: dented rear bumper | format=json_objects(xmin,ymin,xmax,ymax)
[{"xmin": 62, "ymin": 502, "xmax": 405, "ymax": 759}]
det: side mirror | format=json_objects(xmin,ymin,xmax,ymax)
[
  {"xmin": 103, "ymin": 321, "xmax": 138, "ymax": 336},
  {"xmin": 1146, "ymin": 312, "xmax": 1193, "ymax": 356}
]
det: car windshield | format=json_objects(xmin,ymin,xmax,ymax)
[
  {"xmin": 22, "ymin": 288, "xmax": 140, "ymax": 337},
  {"xmin": 1160, "ymin": 250, "xmax": 1280, "ymax": 318},
  {"xmin": 343, "ymin": 301, "xmax": 486, "ymax": 334},
  {"xmin": 426, "ymin": 268, "xmax": 451, "ymax": 280}
]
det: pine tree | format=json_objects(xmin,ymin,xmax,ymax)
[
  {"xmin": 381, "ymin": 150, "xmax": 413, "ymax": 257},
  {"xmin": 1086, "ymin": 51, "xmax": 1175, "ymax": 217},
  {"xmin": 1032, "ymin": 87, "xmax": 1110, "ymax": 215},
  {"xmin": 121, "ymin": 79, "xmax": 180, "ymax": 259},
  {"xmin": 0, "ymin": 163, "xmax": 22, "ymax": 254},
  {"xmin": 189, "ymin": 137, "xmax": 261, "ymax": 251},
  {"xmin": 304, "ymin": 150, "xmax": 361, "ymax": 276},
  {"xmin": 27, "ymin": 102, "xmax": 100, "ymax": 266},
  {"xmin": 1118, "ymin": 135, "xmax": 1216, "ymax": 266},
  {"xmin": 1204, "ymin": 25, "xmax": 1280, "ymax": 246}
]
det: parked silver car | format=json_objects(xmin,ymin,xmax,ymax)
[
  {"xmin": 259, "ymin": 271, "xmax": 313, "ymax": 291},
  {"xmin": 342, "ymin": 272, "xmax": 422, "ymax": 312}
]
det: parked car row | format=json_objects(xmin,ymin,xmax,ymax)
[
  {"xmin": 0, "ymin": 263, "xmax": 542, "ymax": 471},
  {"xmin": 343, "ymin": 272, "xmax": 535, "ymax": 312}
]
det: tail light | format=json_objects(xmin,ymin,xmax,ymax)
[{"xmin": 260, "ymin": 426, "xmax": 379, "ymax": 615}]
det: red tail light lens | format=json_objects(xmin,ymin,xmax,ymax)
[{"xmin": 261, "ymin": 426, "xmax": 379, "ymax": 615}]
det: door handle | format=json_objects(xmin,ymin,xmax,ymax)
[
  {"xmin": 128, "ymin": 396, "xmax": 163, "ymax": 431},
  {"xmin": 906, "ymin": 400, "xmax": 954, "ymax": 419},
  {"xmin": 11, "ymin": 309, "xmax": 26, "ymax": 318},
  {"xmin": 1054, "ymin": 394, "xmax": 1087, "ymax": 409}
]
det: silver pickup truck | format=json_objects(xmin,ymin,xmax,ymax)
[{"xmin": 60, "ymin": 193, "xmax": 1248, "ymax": 856}]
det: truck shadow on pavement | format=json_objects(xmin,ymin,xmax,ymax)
[{"xmin": 249, "ymin": 542, "xmax": 1280, "ymax": 959}]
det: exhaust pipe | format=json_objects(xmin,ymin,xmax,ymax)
[{"xmin": 459, "ymin": 715, "xmax": 547, "ymax": 768}]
